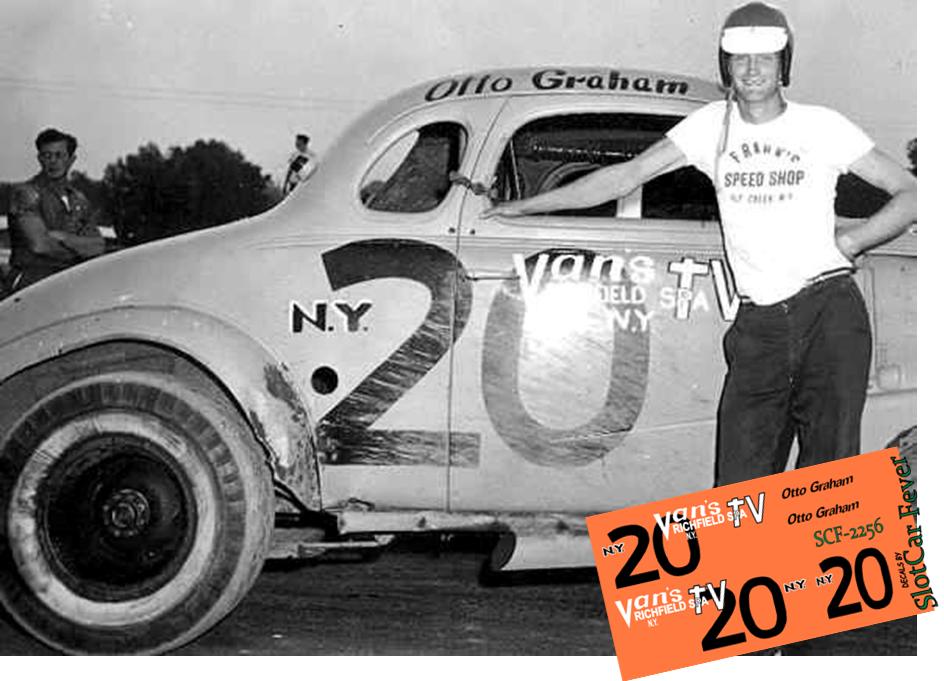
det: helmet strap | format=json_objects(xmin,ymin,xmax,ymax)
[{"xmin": 714, "ymin": 88, "xmax": 735, "ymax": 191}]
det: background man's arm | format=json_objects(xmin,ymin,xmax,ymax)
[
  {"xmin": 11, "ymin": 212, "xmax": 77, "ymax": 262},
  {"xmin": 482, "ymin": 137, "xmax": 687, "ymax": 218},
  {"xmin": 9, "ymin": 185, "xmax": 103, "ymax": 261},
  {"xmin": 836, "ymin": 149, "xmax": 917, "ymax": 258},
  {"xmin": 49, "ymin": 229, "xmax": 105, "ymax": 258}
]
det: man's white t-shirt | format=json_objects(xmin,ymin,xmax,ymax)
[{"xmin": 666, "ymin": 100, "xmax": 874, "ymax": 304}]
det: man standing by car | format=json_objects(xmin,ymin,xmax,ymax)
[
  {"xmin": 483, "ymin": 2, "xmax": 917, "ymax": 486},
  {"xmin": 6, "ymin": 128, "xmax": 104, "ymax": 293},
  {"xmin": 282, "ymin": 133, "xmax": 318, "ymax": 196}
]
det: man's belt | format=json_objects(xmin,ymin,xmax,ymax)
[
  {"xmin": 805, "ymin": 266, "xmax": 855, "ymax": 286},
  {"xmin": 739, "ymin": 267, "xmax": 855, "ymax": 305}
]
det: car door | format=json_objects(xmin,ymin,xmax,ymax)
[{"xmin": 448, "ymin": 94, "xmax": 736, "ymax": 513}]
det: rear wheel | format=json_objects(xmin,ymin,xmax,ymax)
[{"xmin": 0, "ymin": 371, "xmax": 273, "ymax": 654}]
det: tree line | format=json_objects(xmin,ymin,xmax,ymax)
[
  {"xmin": 0, "ymin": 137, "xmax": 918, "ymax": 244},
  {"xmin": 0, "ymin": 139, "xmax": 280, "ymax": 246},
  {"xmin": 75, "ymin": 139, "xmax": 281, "ymax": 244}
]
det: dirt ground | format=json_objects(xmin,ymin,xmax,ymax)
[{"xmin": 0, "ymin": 534, "xmax": 916, "ymax": 656}]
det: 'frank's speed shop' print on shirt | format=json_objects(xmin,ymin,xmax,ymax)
[{"xmin": 667, "ymin": 101, "xmax": 873, "ymax": 305}]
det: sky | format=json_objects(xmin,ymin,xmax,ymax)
[{"xmin": 0, "ymin": 0, "xmax": 917, "ymax": 185}]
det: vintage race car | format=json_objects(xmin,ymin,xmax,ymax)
[{"xmin": 0, "ymin": 66, "xmax": 916, "ymax": 654}]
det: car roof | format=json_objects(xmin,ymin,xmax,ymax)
[
  {"xmin": 312, "ymin": 66, "xmax": 720, "ymax": 196},
  {"xmin": 338, "ymin": 66, "xmax": 719, "ymax": 149}
]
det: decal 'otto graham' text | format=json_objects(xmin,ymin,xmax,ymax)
[{"xmin": 425, "ymin": 69, "xmax": 690, "ymax": 102}]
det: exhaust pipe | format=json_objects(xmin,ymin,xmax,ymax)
[{"xmin": 489, "ymin": 532, "xmax": 595, "ymax": 572}]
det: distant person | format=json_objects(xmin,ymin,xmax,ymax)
[
  {"xmin": 5, "ymin": 128, "xmax": 104, "ymax": 293},
  {"xmin": 282, "ymin": 133, "xmax": 318, "ymax": 196}
]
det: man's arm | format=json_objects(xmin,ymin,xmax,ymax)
[
  {"xmin": 836, "ymin": 148, "xmax": 917, "ymax": 259},
  {"xmin": 49, "ymin": 229, "xmax": 105, "ymax": 258},
  {"xmin": 9, "ymin": 184, "xmax": 105, "ymax": 261},
  {"xmin": 481, "ymin": 136, "xmax": 687, "ymax": 218},
  {"xmin": 55, "ymin": 194, "xmax": 106, "ymax": 258},
  {"xmin": 8, "ymin": 184, "xmax": 77, "ymax": 261},
  {"xmin": 9, "ymin": 211, "xmax": 77, "ymax": 262}
]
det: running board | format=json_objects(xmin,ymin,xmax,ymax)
[
  {"xmin": 334, "ymin": 509, "xmax": 597, "ymax": 571},
  {"xmin": 269, "ymin": 527, "xmax": 394, "ymax": 561}
]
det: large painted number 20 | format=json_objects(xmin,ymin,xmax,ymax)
[{"xmin": 318, "ymin": 240, "xmax": 649, "ymax": 468}]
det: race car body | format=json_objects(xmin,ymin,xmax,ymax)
[{"xmin": 0, "ymin": 67, "xmax": 916, "ymax": 654}]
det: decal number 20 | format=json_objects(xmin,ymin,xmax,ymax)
[{"xmin": 318, "ymin": 240, "xmax": 649, "ymax": 467}]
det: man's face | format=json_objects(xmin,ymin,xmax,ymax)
[
  {"xmin": 728, "ymin": 52, "xmax": 782, "ymax": 103},
  {"xmin": 37, "ymin": 140, "xmax": 75, "ymax": 180}
]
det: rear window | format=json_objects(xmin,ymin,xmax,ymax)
[{"xmin": 360, "ymin": 122, "xmax": 468, "ymax": 213}]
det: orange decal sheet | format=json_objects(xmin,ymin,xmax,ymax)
[{"xmin": 586, "ymin": 447, "xmax": 935, "ymax": 679}]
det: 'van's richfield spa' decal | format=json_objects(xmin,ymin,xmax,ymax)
[{"xmin": 511, "ymin": 250, "xmax": 740, "ymax": 328}]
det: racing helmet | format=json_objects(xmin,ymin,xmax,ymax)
[{"xmin": 718, "ymin": 1, "xmax": 794, "ymax": 88}]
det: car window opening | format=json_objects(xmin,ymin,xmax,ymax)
[
  {"xmin": 495, "ymin": 113, "xmax": 719, "ymax": 221},
  {"xmin": 361, "ymin": 122, "xmax": 468, "ymax": 213}
]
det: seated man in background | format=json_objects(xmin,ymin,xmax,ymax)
[{"xmin": 6, "ymin": 128, "xmax": 104, "ymax": 293}]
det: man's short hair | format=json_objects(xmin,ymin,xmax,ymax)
[
  {"xmin": 35, "ymin": 128, "xmax": 78, "ymax": 155},
  {"xmin": 295, "ymin": 134, "xmax": 310, "ymax": 145}
]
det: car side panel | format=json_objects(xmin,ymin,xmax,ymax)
[{"xmin": 449, "ymin": 218, "xmax": 731, "ymax": 512}]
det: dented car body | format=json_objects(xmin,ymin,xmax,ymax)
[{"xmin": 0, "ymin": 67, "xmax": 916, "ymax": 653}]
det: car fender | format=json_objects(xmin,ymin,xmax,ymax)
[{"xmin": 0, "ymin": 304, "xmax": 321, "ymax": 508}]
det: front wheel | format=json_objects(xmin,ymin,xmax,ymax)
[{"xmin": 0, "ymin": 371, "xmax": 273, "ymax": 654}]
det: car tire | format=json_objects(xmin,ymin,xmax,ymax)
[{"xmin": 0, "ymin": 370, "xmax": 273, "ymax": 654}]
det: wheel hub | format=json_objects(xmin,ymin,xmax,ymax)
[
  {"xmin": 101, "ymin": 488, "xmax": 152, "ymax": 538},
  {"xmin": 34, "ymin": 433, "xmax": 198, "ymax": 601}
]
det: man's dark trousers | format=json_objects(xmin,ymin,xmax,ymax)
[{"xmin": 715, "ymin": 274, "xmax": 872, "ymax": 486}]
